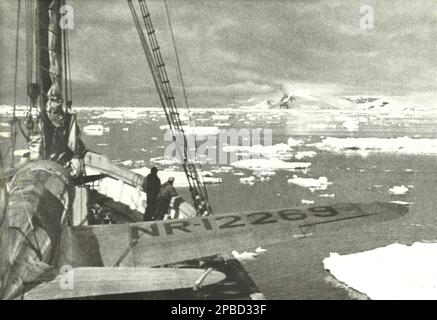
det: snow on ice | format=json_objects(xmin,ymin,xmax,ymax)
[{"xmin": 323, "ymin": 242, "xmax": 437, "ymax": 300}]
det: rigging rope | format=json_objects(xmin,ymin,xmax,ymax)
[
  {"xmin": 24, "ymin": 0, "xmax": 38, "ymax": 138},
  {"xmin": 62, "ymin": 0, "xmax": 68, "ymax": 106},
  {"xmin": 10, "ymin": 0, "xmax": 22, "ymax": 168},
  {"xmin": 162, "ymin": 0, "xmax": 208, "ymax": 189},
  {"xmin": 163, "ymin": 0, "xmax": 191, "ymax": 123},
  {"xmin": 61, "ymin": 0, "xmax": 73, "ymax": 109},
  {"xmin": 129, "ymin": 0, "xmax": 212, "ymax": 215},
  {"xmin": 25, "ymin": 0, "xmax": 35, "ymax": 92},
  {"xmin": 67, "ymin": 28, "xmax": 73, "ymax": 107}
]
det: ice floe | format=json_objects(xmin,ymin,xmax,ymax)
[
  {"xmin": 287, "ymin": 137, "xmax": 305, "ymax": 147},
  {"xmin": 95, "ymin": 109, "xmax": 144, "ymax": 120},
  {"xmin": 295, "ymin": 151, "xmax": 317, "ymax": 160},
  {"xmin": 223, "ymin": 143, "xmax": 293, "ymax": 160},
  {"xmin": 231, "ymin": 247, "xmax": 267, "ymax": 262},
  {"xmin": 314, "ymin": 137, "xmax": 437, "ymax": 155},
  {"xmin": 159, "ymin": 125, "xmax": 219, "ymax": 135},
  {"xmin": 210, "ymin": 166, "xmax": 233, "ymax": 174},
  {"xmin": 388, "ymin": 185, "xmax": 409, "ymax": 195},
  {"xmin": 288, "ymin": 176, "xmax": 332, "ymax": 192},
  {"xmin": 231, "ymin": 159, "xmax": 311, "ymax": 172},
  {"xmin": 301, "ymin": 199, "xmax": 315, "ymax": 205},
  {"xmin": 214, "ymin": 122, "xmax": 232, "ymax": 127},
  {"xmin": 239, "ymin": 176, "xmax": 256, "ymax": 185},
  {"xmin": 323, "ymin": 242, "xmax": 437, "ymax": 299},
  {"xmin": 390, "ymin": 200, "xmax": 413, "ymax": 205},
  {"xmin": 83, "ymin": 124, "xmax": 109, "ymax": 136},
  {"xmin": 212, "ymin": 114, "xmax": 231, "ymax": 121},
  {"xmin": 255, "ymin": 247, "xmax": 267, "ymax": 253},
  {"xmin": 319, "ymin": 193, "xmax": 335, "ymax": 198},
  {"xmin": 201, "ymin": 171, "xmax": 214, "ymax": 177},
  {"xmin": 150, "ymin": 157, "xmax": 179, "ymax": 166},
  {"xmin": 120, "ymin": 160, "xmax": 134, "ymax": 167},
  {"xmin": 342, "ymin": 118, "xmax": 360, "ymax": 131},
  {"xmin": 254, "ymin": 170, "xmax": 275, "ymax": 177}
]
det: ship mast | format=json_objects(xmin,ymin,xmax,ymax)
[
  {"xmin": 30, "ymin": 0, "xmax": 76, "ymax": 163},
  {"xmin": 35, "ymin": 0, "xmax": 52, "ymax": 159}
]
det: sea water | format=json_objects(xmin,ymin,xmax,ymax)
[{"xmin": 1, "ymin": 104, "xmax": 437, "ymax": 299}]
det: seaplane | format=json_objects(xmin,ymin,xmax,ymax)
[{"xmin": 0, "ymin": 0, "xmax": 408, "ymax": 300}]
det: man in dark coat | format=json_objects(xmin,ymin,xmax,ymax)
[
  {"xmin": 154, "ymin": 177, "xmax": 177, "ymax": 220},
  {"xmin": 142, "ymin": 167, "xmax": 161, "ymax": 221}
]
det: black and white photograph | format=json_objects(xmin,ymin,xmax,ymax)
[{"xmin": 0, "ymin": 0, "xmax": 436, "ymax": 303}]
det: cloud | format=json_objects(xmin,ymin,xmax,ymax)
[
  {"xmin": 191, "ymin": 81, "xmax": 274, "ymax": 94},
  {"xmin": 0, "ymin": 0, "xmax": 436, "ymax": 107}
]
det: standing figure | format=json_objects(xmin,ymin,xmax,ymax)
[
  {"xmin": 143, "ymin": 167, "xmax": 161, "ymax": 221},
  {"xmin": 154, "ymin": 177, "xmax": 177, "ymax": 220}
]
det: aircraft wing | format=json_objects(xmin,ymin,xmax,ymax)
[
  {"xmin": 62, "ymin": 202, "xmax": 407, "ymax": 268},
  {"xmin": 22, "ymin": 267, "xmax": 225, "ymax": 300}
]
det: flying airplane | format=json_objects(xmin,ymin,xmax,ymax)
[{"xmin": 0, "ymin": 160, "xmax": 408, "ymax": 300}]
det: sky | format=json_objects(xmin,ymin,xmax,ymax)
[{"xmin": 0, "ymin": 0, "xmax": 436, "ymax": 108}]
